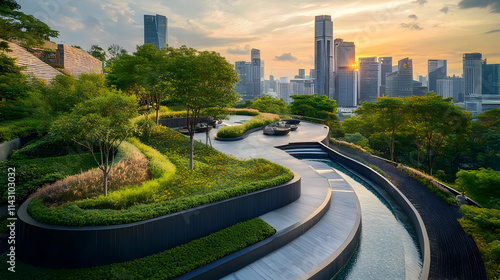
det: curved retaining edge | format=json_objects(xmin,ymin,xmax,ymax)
[
  {"xmin": 319, "ymin": 142, "xmax": 431, "ymax": 280},
  {"xmin": 177, "ymin": 181, "xmax": 333, "ymax": 280},
  {"xmin": 299, "ymin": 188, "xmax": 362, "ymax": 280},
  {"xmin": 214, "ymin": 125, "xmax": 264, "ymax": 141},
  {"xmin": 16, "ymin": 173, "xmax": 301, "ymax": 269}
]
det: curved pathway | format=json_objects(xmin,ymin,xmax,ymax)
[{"xmin": 330, "ymin": 145, "xmax": 487, "ymax": 279}]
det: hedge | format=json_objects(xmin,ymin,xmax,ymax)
[
  {"xmin": 0, "ymin": 218, "xmax": 275, "ymax": 279},
  {"xmin": 0, "ymin": 118, "xmax": 49, "ymax": 144},
  {"xmin": 216, "ymin": 113, "xmax": 280, "ymax": 138}
]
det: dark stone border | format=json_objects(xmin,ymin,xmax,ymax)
[
  {"xmin": 178, "ymin": 180, "xmax": 334, "ymax": 280},
  {"xmin": 318, "ymin": 142, "xmax": 431, "ymax": 279},
  {"xmin": 16, "ymin": 173, "xmax": 301, "ymax": 269}
]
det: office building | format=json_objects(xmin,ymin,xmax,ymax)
[
  {"xmin": 482, "ymin": 61, "xmax": 500, "ymax": 95},
  {"xmin": 451, "ymin": 75, "xmax": 465, "ymax": 103},
  {"xmin": 386, "ymin": 58, "xmax": 413, "ymax": 97},
  {"xmin": 437, "ymin": 78, "xmax": 454, "ymax": 99},
  {"xmin": 234, "ymin": 49, "xmax": 264, "ymax": 101},
  {"xmin": 358, "ymin": 57, "xmax": 380, "ymax": 103},
  {"xmin": 144, "ymin": 14, "xmax": 167, "ymax": 50},
  {"xmin": 314, "ymin": 15, "xmax": 334, "ymax": 98},
  {"xmin": 463, "ymin": 53, "xmax": 483, "ymax": 114},
  {"xmin": 378, "ymin": 57, "xmax": 392, "ymax": 96},
  {"xmin": 428, "ymin": 59, "xmax": 447, "ymax": 93},
  {"xmin": 334, "ymin": 39, "xmax": 356, "ymax": 105}
]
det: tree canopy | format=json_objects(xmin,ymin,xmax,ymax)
[
  {"xmin": 251, "ymin": 95, "xmax": 288, "ymax": 115},
  {"xmin": 289, "ymin": 94, "xmax": 337, "ymax": 120}
]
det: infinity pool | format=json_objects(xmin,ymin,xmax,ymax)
[{"xmin": 303, "ymin": 159, "xmax": 422, "ymax": 280}]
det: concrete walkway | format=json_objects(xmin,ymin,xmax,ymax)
[{"xmin": 193, "ymin": 118, "xmax": 360, "ymax": 279}]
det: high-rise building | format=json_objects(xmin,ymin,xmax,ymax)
[
  {"xmin": 314, "ymin": 15, "xmax": 334, "ymax": 98},
  {"xmin": 386, "ymin": 58, "xmax": 413, "ymax": 97},
  {"xmin": 358, "ymin": 57, "xmax": 380, "ymax": 103},
  {"xmin": 144, "ymin": 14, "xmax": 167, "ymax": 50},
  {"xmin": 482, "ymin": 61, "xmax": 500, "ymax": 95},
  {"xmin": 334, "ymin": 39, "xmax": 356, "ymax": 105},
  {"xmin": 437, "ymin": 78, "xmax": 454, "ymax": 99},
  {"xmin": 379, "ymin": 57, "xmax": 392, "ymax": 86},
  {"xmin": 234, "ymin": 49, "xmax": 264, "ymax": 101},
  {"xmin": 451, "ymin": 75, "xmax": 465, "ymax": 103},
  {"xmin": 463, "ymin": 53, "xmax": 483, "ymax": 113},
  {"xmin": 428, "ymin": 59, "xmax": 447, "ymax": 93},
  {"xmin": 295, "ymin": 69, "xmax": 306, "ymax": 79}
]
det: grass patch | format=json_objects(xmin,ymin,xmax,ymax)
[
  {"xmin": 0, "ymin": 218, "xmax": 275, "ymax": 279},
  {"xmin": 216, "ymin": 113, "xmax": 280, "ymax": 138},
  {"xmin": 27, "ymin": 127, "xmax": 293, "ymax": 226},
  {"xmin": 0, "ymin": 153, "xmax": 98, "ymax": 204},
  {"xmin": 460, "ymin": 206, "xmax": 500, "ymax": 279},
  {"xmin": 330, "ymin": 138, "xmax": 371, "ymax": 154}
]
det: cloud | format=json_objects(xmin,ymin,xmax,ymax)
[
  {"xmin": 274, "ymin": 52, "xmax": 297, "ymax": 62},
  {"xmin": 458, "ymin": 0, "xmax": 500, "ymax": 13},
  {"xmin": 408, "ymin": 14, "xmax": 418, "ymax": 20},
  {"xmin": 413, "ymin": 0, "xmax": 427, "ymax": 6},
  {"xmin": 401, "ymin": 23, "xmax": 423, "ymax": 30},
  {"xmin": 485, "ymin": 29, "xmax": 500, "ymax": 34},
  {"xmin": 440, "ymin": 6, "xmax": 450, "ymax": 14},
  {"xmin": 227, "ymin": 44, "xmax": 251, "ymax": 55}
]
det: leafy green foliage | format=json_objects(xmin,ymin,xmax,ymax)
[
  {"xmin": 342, "ymin": 133, "xmax": 371, "ymax": 151},
  {"xmin": 0, "ymin": 218, "xmax": 275, "ymax": 280},
  {"xmin": 216, "ymin": 113, "xmax": 280, "ymax": 138},
  {"xmin": 289, "ymin": 94, "xmax": 337, "ymax": 120},
  {"xmin": 0, "ymin": 0, "xmax": 59, "ymax": 48},
  {"xmin": 456, "ymin": 168, "xmax": 500, "ymax": 209},
  {"xmin": 28, "ymin": 127, "xmax": 293, "ymax": 226},
  {"xmin": 0, "ymin": 117, "xmax": 49, "ymax": 143},
  {"xmin": 251, "ymin": 95, "xmax": 288, "ymax": 115},
  {"xmin": 87, "ymin": 44, "xmax": 106, "ymax": 61},
  {"xmin": 460, "ymin": 206, "xmax": 500, "ymax": 279}
]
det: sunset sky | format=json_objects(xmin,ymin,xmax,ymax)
[{"xmin": 18, "ymin": 0, "xmax": 500, "ymax": 79}]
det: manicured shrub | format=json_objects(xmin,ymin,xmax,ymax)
[
  {"xmin": 27, "ymin": 128, "xmax": 293, "ymax": 226},
  {"xmin": 216, "ymin": 113, "xmax": 279, "ymax": 138},
  {"xmin": 0, "ymin": 118, "xmax": 50, "ymax": 143},
  {"xmin": 10, "ymin": 136, "xmax": 91, "ymax": 160},
  {"xmin": 31, "ymin": 141, "xmax": 150, "ymax": 206},
  {"xmin": 0, "ymin": 218, "xmax": 275, "ymax": 279},
  {"xmin": 0, "ymin": 153, "xmax": 98, "ymax": 203},
  {"xmin": 228, "ymin": 108, "xmax": 260, "ymax": 116}
]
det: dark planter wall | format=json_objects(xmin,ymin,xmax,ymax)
[{"xmin": 16, "ymin": 174, "xmax": 301, "ymax": 269}]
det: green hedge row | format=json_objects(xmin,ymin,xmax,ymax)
[
  {"xmin": 10, "ymin": 136, "xmax": 91, "ymax": 160},
  {"xmin": 69, "ymin": 138, "xmax": 177, "ymax": 210},
  {"xmin": 0, "ymin": 153, "xmax": 98, "ymax": 203},
  {"xmin": 27, "ymin": 169, "xmax": 293, "ymax": 226},
  {"xmin": 0, "ymin": 218, "xmax": 275, "ymax": 279},
  {"xmin": 216, "ymin": 114, "xmax": 280, "ymax": 138},
  {"xmin": 0, "ymin": 118, "xmax": 50, "ymax": 144}
]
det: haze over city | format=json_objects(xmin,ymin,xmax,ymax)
[{"xmin": 17, "ymin": 0, "xmax": 500, "ymax": 79}]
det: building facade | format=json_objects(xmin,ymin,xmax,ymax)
[
  {"xmin": 144, "ymin": 14, "xmax": 167, "ymax": 50},
  {"xmin": 437, "ymin": 78, "xmax": 454, "ymax": 99},
  {"xmin": 386, "ymin": 58, "xmax": 413, "ymax": 97},
  {"xmin": 428, "ymin": 59, "xmax": 447, "ymax": 93},
  {"xmin": 334, "ymin": 39, "xmax": 356, "ymax": 105},
  {"xmin": 463, "ymin": 53, "xmax": 483, "ymax": 114},
  {"xmin": 358, "ymin": 57, "xmax": 380, "ymax": 103},
  {"xmin": 482, "ymin": 61, "xmax": 500, "ymax": 95},
  {"xmin": 314, "ymin": 15, "xmax": 334, "ymax": 99},
  {"xmin": 234, "ymin": 49, "xmax": 264, "ymax": 101}
]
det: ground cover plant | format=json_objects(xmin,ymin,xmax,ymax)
[
  {"xmin": 0, "ymin": 218, "xmax": 275, "ymax": 279},
  {"xmin": 28, "ymin": 127, "xmax": 293, "ymax": 226},
  {"xmin": 216, "ymin": 113, "xmax": 280, "ymax": 138}
]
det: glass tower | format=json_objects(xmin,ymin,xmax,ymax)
[
  {"xmin": 428, "ymin": 59, "xmax": 447, "ymax": 93},
  {"xmin": 359, "ymin": 57, "xmax": 380, "ymax": 103},
  {"xmin": 314, "ymin": 15, "xmax": 334, "ymax": 99},
  {"xmin": 144, "ymin": 14, "xmax": 167, "ymax": 50}
]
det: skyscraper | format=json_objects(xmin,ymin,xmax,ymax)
[
  {"xmin": 334, "ymin": 39, "xmax": 356, "ymax": 106},
  {"xmin": 144, "ymin": 14, "xmax": 167, "ymax": 50},
  {"xmin": 386, "ymin": 58, "xmax": 413, "ymax": 97},
  {"xmin": 378, "ymin": 57, "xmax": 392, "ymax": 96},
  {"xmin": 437, "ymin": 78, "xmax": 454, "ymax": 99},
  {"xmin": 359, "ymin": 57, "xmax": 380, "ymax": 103},
  {"xmin": 314, "ymin": 15, "xmax": 334, "ymax": 99},
  {"xmin": 463, "ymin": 53, "xmax": 482, "ymax": 113},
  {"xmin": 234, "ymin": 49, "xmax": 264, "ymax": 101},
  {"xmin": 428, "ymin": 59, "xmax": 447, "ymax": 93}
]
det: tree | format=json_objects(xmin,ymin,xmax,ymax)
[
  {"xmin": 456, "ymin": 168, "xmax": 500, "ymax": 207},
  {"xmin": 405, "ymin": 93, "xmax": 471, "ymax": 175},
  {"xmin": 289, "ymin": 94, "xmax": 337, "ymax": 120},
  {"xmin": 51, "ymin": 91, "xmax": 137, "ymax": 196},
  {"xmin": 106, "ymin": 44, "xmax": 127, "ymax": 64},
  {"xmin": 356, "ymin": 97, "xmax": 405, "ymax": 162},
  {"xmin": 251, "ymin": 95, "xmax": 288, "ymax": 114},
  {"xmin": 0, "ymin": 0, "xmax": 59, "ymax": 49},
  {"xmin": 87, "ymin": 44, "xmax": 106, "ymax": 62},
  {"xmin": 167, "ymin": 46, "xmax": 239, "ymax": 170}
]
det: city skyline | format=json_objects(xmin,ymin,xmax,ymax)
[{"xmin": 17, "ymin": 0, "xmax": 500, "ymax": 79}]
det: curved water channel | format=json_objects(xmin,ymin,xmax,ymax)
[{"xmin": 302, "ymin": 159, "xmax": 423, "ymax": 279}]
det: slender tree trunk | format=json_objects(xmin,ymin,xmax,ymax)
[
  {"xmin": 189, "ymin": 134, "xmax": 194, "ymax": 170},
  {"xmin": 391, "ymin": 127, "xmax": 395, "ymax": 162},
  {"xmin": 156, "ymin": 108, "xmax": 159, "ymax": 125},
  {"xmin": 427, "ymin": 137, "xmax": 432, "ymax": 176},
  {"xmin": 103, "ymin": 169, "xmax": 108, "ymax": 196}
]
